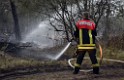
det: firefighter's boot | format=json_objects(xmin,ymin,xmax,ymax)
[
  {"xmin": 73, "ymin": 67, "xmax": 80, "ymax": 74},
  {"xmin": 93, "ymin": 67, "xmax": 99, "ymax": 74}
]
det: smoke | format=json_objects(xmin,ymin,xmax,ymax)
[{"xmin": 22, "ymin": 20, "xmax": 54, "ymax": 48}]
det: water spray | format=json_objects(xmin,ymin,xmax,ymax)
[
  {"xmin": 54, "ymin": 42, "xmax": 71, "ymax": 60},
  {"xmin": 46, "ymin": 42, "xmax": 71, "ymax": 60}
]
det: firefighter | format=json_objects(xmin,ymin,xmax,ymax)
[{"xmin": 73, "ymin": 12, "xmax": 99, "ymax": 74}]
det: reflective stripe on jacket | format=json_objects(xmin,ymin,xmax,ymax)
[{"xmin": 76, "ymin": 19, "xmax": 96, "ymax": 50}]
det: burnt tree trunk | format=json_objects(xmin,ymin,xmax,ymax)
[{"xmin": 10, "ymin": 0, "xmax": 21, "ymax": 41}]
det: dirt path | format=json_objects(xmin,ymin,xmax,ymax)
[
  {"xmin": 14, "ymin": 69, "xmax": 124, "ymax": 80},
  {"xmin": 1, "ymin": 61, "xmax": 124, "ymax": 80}
]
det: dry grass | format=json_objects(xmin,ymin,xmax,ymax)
[
  {"xmin": 66, "ymin": 45, "xmax": 124, "ymax": 60},
  {"xmin": 0, "ymin": 44, "xmax": 124, "ymax": 72},
  {"xmin": 0, "ymin": 46, "xmax": 124, "ymax": 80},
  {"xmin": 120, "ymin": 78, "xmax": 124, "ymax": 80},
  {"xmin": 0, "ymin": 52, "xmax": 55, "ymax": 71},
  {"xmin": 102, "ymin": 47, "xmax": 124, "ymax": 60}
]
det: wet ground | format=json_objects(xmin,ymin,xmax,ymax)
[{"xmin": 0, "ymin": 61, "xmax": 124, "ymax": 80}]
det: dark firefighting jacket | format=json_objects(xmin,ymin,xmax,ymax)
[{"xmin": 74, "ymin": 19, "xmax": 97, "ymax": 50}]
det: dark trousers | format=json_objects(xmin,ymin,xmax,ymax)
[
  {"xmin": 74, "ymin": 49, "xmax": 99, "ymax": 74},
  {"xmin": 76, "ymin": 49, "xmax": 98, "ymax": 65}
]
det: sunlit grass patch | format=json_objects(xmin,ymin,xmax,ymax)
[
  {"xmin": 102, "ymin": 47, "xmax": 124, "ymax": 60},
  {"xmin": 120, "ymin": 78, "xmax": 124, "ymax": 80}
]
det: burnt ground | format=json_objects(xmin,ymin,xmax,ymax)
[
  {"xmin": 0, "ymin": 42, "xmax": 124, "ymax": 80},
  {"xmin": 0, "ymin": 60, "xmax": 124, "ymax": 80}
]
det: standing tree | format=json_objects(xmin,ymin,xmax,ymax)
[
  {"xmin": 45, "ymin": 0, "xmax": 110, "ymax": 41},
  {"xmin": 10, "ymin": 0, "xmax": 21, "ymax": 41}
]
